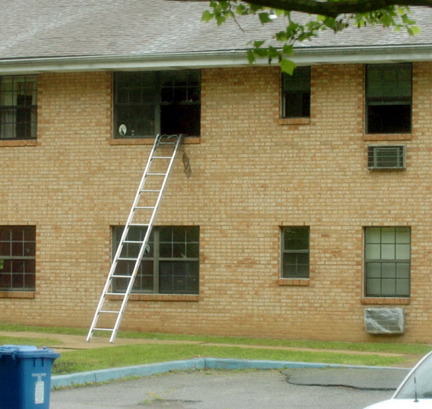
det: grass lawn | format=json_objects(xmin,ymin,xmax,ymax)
[{"xmin": 0, "ymin": 323, "xmax": 430, "ymax": 375}]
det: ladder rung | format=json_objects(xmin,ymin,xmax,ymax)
[
  {"xmin": 116, "ymin": 258, "xmax": 138, "ymax": 261},
  {"xmin": 129, "ymin": 223, "xmax": 149, "ymax": 227},
  {"xmin": 111, "ymin": 273, "xmax": 133, "ymax": 277},
  {"xmin": 106, "ymin": 292, "xmax": 126, "ymax": 296},
  {"xmin": 140, "ymin": 189, "xmax": 160, "ymax": 193},
  {"xmin": 100, "ymin": 310, "xmax": 120, "ymax": 314},
  {"xmin": 94, "ymin": 328, "xmax": 115, "ymax": 332},
  {"xmin": 122, "ymin": 240, "xmax": 144, "ymax": 244},
  {"xmin": 152, "ymin": 156, "xmax": 172, "ymax": 159},
  {"xmin": 134, "ymin": 206, "xmax": 155, "ymax": 210}
]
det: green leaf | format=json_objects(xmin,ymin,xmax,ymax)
[
  {"xmin": 282, "ymin": 44, "xmax": 294, "ymax": 56},
  {"xmin": 275, "ymin": 31, "xmax": 288, "ymax": 42},
  {"xmin": 253, "ymin": 40, "xmax": 266, "ymax": 48},
  {"xmin": 201, "ymin": 10, "xmax": 214, "ymax": 23},
  {"xmin": 236, "ymin": 4, "xmax": 248, "ymax": 15},
  {"xmin": 280, "ymin": 59, "xmax": 296, "ymax": 75},
  {"xmin": 258, "ymin": 12, "xmax": 272, "ymax": 24},
  {"xmin": 253, "ymin": 48, "xmax": 269, "ymax": 57},
  {"xmin": 408, "ymin": 25, "xmax": 420, "ymax": 35},
  {"xmin": 246, "ymin": 50, "xmax": 256, "ymax": 64}
]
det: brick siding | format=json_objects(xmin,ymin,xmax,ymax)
[{"xmin": 1, "ymin": 64, "xmax": 431, "ymax": 342}]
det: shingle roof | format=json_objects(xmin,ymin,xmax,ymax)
[{"xmin": 1, "ymin": 0, "xmax": 432, "ymax": 72}]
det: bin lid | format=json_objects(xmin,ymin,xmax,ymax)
[{"xmin": 0, "ymin": 345, "xmax": 60, "ymax": 359}]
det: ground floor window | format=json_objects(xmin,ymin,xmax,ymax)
[
  {"xmin": 0, "ymin": 226, "xmax": 36, "ymax": 291},
  {"xmin": 281, "ymin": 226, "xmax": 310, "ymax": 278},
  {"xmin": 112, "ymin": 225, "xmax": 199, "ymax": 294},
  {"xmin": 364, "ymin": 226, "xmax": 410, "ymax": 297}
]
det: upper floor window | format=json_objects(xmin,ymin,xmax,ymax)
[
  {"xmin": 0, "ymin": 76, "xmax": 37, "ymax": 140},
  {"xmin": 364, "ymin": 227, "xmax": 410, "ymax": 297},
  {"xmin": 366, "ymin": 63, "xmax": 412, "ymax": 134},
  {"xmin": 112, "ymin": 225, "xmax": 199, "ymax": 294},
  {"xmin": 281, "ymin": 66, "xmax": 311, "ymax": 118},
  {"xmin": 0, "ymin": 226, "xmax": 36, "ymax": 291},
  {"xmin": 114, "ymin": 70, "xmax": 200, "ymax": 138},
  {"xmin": 281, "ymin": 226, "xmax": 310, "ymax": 279}
]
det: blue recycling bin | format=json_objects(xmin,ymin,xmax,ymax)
[{"xmin": 0, "ymin": 345, "xmax": 60, "ymax": 409}]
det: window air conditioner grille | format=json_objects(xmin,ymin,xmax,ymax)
[
  {"xmin": 364, "ymin": 308, "xmax": 405, "ymax": 334},
  {"xmin": 368, "ymin": 145, "xmax": 406, "ymax": 170}
]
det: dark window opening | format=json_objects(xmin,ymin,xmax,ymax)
[
  {"xmin": 114, "ymin": 71, "xmax": 200, "ymax": 138},
  {"xmin": 282, "ymin": 67, "xmax": 311, "ymax": 118},
  {"xmin": 366, "ymin": 64, "xmax": 412, "ymax": 134}
]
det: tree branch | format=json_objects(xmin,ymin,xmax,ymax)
[{"xmin": 169, "ymin": 0, "xmax": 432, "ymax": 17}]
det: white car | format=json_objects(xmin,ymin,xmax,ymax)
[{"xmin": 364, "ymin": 351, "xmax": 432, "ymax": 408}]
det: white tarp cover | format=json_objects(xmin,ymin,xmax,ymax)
[{"xmin": 364, "ymin": 308, "xmax": 405, "ymax": 334}]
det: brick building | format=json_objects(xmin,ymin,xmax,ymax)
[{"xmin": 1, "ymin": 0, "xmax": 432, "ymax": 342}]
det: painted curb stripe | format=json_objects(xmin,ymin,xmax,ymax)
[{"xmin": 51, "ymin": 358, "xmax": 407, "ymax": 389}]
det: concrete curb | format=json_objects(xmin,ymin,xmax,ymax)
[{"xmin": 51, "ymin": 358, "xmax": 408, "ymax": 389}]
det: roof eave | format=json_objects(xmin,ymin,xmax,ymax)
[{"xmin": 0, "ymin": 44, "xmax": 432, "ymax": 74}]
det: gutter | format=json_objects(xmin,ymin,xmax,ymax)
[{"xmin": 1, "ymin": 44, "xmax": 432, "ymax": 74}]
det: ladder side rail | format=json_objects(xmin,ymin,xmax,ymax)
[
  {"xmin": 104, "ymin": 134, "xmax": 163, "ymax": 269},
  {"xmin": 86, "ymin": 135, "xmax": 164, "ymax": 342},
  {"xmin": 108, "ymin": 135, "xmax": 183, "ymax": 342},
  {"xmin": 113, "ymin": 134, "xmax": 163, "ymax": 255},
  {"xmin": 108, "ymin": 220, "xmax": 155, "ymax": 343}
]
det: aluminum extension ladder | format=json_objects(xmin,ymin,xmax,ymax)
[{"xmin": 87, "ymin": 134, "xmax": 183, "ymax": 343}]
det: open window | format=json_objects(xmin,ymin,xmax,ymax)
[
  {"xmin": 366, "ymin": 64, "xmax": 412, "ymax": 134},
  {"xmin": 281, "ymin": 66, "xmax": 311, "ymax": 118},
  {"xmin": 114, "ymin": 70, "xmax": 200, "ymax": 138}
]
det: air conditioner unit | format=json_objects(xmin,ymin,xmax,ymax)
[
  {"xmin": 367, "ymin": 145, "xmax": 406, "ymax": 170},
  {"xmin": 364, "ymin": 308, "xmax": 405, "ymax": 334}
]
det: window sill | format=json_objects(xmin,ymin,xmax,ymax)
[
  {"xmin": 361, "ymin": 297, "xmax": 410, "ymax": 305},
  {"xmin": 109, "ymin": 137, "xmax": 200, "ymax": 146},
  {"xmin": 277, "ymin": 118, "xmax": 310, "ymax": 126},
  {"xmin": 0, "ymin": 291, "xmax": 35, "ymax": 299},
  {"xmin": 0, "ymin": 140, "xmax": 38, "ymax": 147},
  {"xmin": 363, "ymin": 133, "xmax": 412, "ymax": 142},
  {"xmin": 277, "ymin": 278, "xmax": 310, "ymax": 287},
  {"xmin": 107, "ymin": 294, "xmax": 199, "ymax": 302}
]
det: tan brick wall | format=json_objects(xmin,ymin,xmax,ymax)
[{"xmin": 1, "ymin": 64, "xmax": 431, "ymax": 342}]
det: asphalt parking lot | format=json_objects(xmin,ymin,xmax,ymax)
[{"xmin": 51, "ymin": 366, "xmax": 408, "ymax": 409}]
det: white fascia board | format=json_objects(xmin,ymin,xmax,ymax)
[
  {"xmin": 293, "ymin": 44, "xmax": 432, "ymax": 65},
  {"xmin": 0, "ymin": 44, "xmax": 432, "ymax": 74}
]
